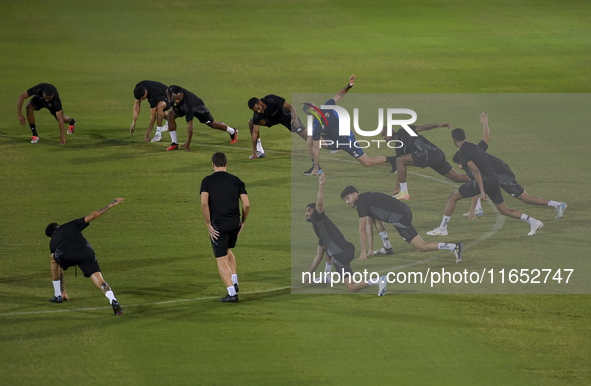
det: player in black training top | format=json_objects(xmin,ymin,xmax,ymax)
[
  {"xmin": 247, "ymin": 93, "xmax": 306, "ymax": 160},
  {"xmin": 341, "ymin": 186, "xmax": 463, "ymax": 263},
  {"xmin": 455, "ymin": 113, "xmax": 567, "ymax": 219},
  {"xmin": 44, "ymin": 198, "xmax": 124, "ymax": 315},
  {"xmin": 426, "ymin": 124, "xmax": 544, "ymax": 237},
  {"xmin": 130, "ymin": 80, "xmax": 171, "ymax": 142},
  {"xmin": 17, "ymin": 83, "xmax": 76, "ymax": 145},
  {"xmin": 381, "ymin": 123, "xmax": 469, "ymax": 200},
  {"xmin": 200, "ymin": 152, "xmax": 250, "ymax": 303},
  {"xmin": 166, "ymin": 85, "xmax": 238, "ymax": 151},
  {"xmin": 304, "ymin": 173, "xmax": 388, "ymax": 295},
  {"xmin": 303, "ymin": 75, "xmax": 397, "ymax": 176}
]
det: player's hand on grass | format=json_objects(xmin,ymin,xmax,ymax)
[
  {"xmin": 207, "ymin": 224, "xmax": 219, "ymax": 240},
  {"xmin": 59, "ymin": 136, "xmax": 66, "ymax": 145},
  {"xmin": 130, "ymin": 122, "xmax": 136, "ymax": 136},
  {"xmin": 143, "ymin": 133, "xmax": 150, "ymax": 142},
  {"xmin": 181, "ymin": 142, "xmax": 192, "ymax": 151},
  {"xmin": 303, "ymin": 274, "xmax": 311, "ymax": 284},
  {"xmin": 18, "ymin": 115, "xmax": 26, "ymax": 126},
  {"xmin": 250, "ymin": 152, "xmax": 258, "ymax": 160},
  {"xmin": 468, "ymin": 212, "xmax": 478, "ymax": 220},
  {"xmin": 357, "ymin": 251, "xmax": 367, "ymax": 261},
  {"xmin": 61, "ymin": 291, "xmax": 69, "ymax": 301}
]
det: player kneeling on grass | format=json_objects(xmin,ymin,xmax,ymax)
[
  {"xmin": 17, "ymin": 83, "xmax": 76, "ymax": 145},
  {"xmin": 45, "ymin": 198, "xmax": 124, "ymax": 316},
  {"xmin": 200, "ymin": 152, "xmax": 250, "ymax": 303},
  {"xmin": 303, "ymin": 173, "xmax": 388, "ymax": 295}
]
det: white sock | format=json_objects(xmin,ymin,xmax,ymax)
[
  {"xmin": 156, "ymin": 126, "xmax": 162, "ymax": 133},
  {"xmin": 547, "ymin": 200, "xmax": 561, "ymax": 208},
  {"xmin": 438, "ymin": 242, "xmax": 456, "ymax": 251},
  {"xmin": 475, "ymin": 198, "xmax": 482, "ymax": 211},
  {"xmin": 439, "ymin": 215, "xmax": 451, "ymax": 230},
  {"xmin": 520, "ymin": 214, "xmax": 535, "ymax": 224},
  {"xmin": 105, "ymin": 290, "xmax": 117, "ymax": 303},
  {"xmin": 226, "ymin": 126, "xmax": 236, "ymax": 135},
  {"xmin": 231, "ymin": 274, "xmax": 238, "ymax": 285},
  {"xmin": 256, "ymin": 139, "xmax": 264, "ymax": 153},
  {"xmin": 324, "ymin": 263, "xmax": 332, "ymax": 273},
  {"xmin": 400, "ymin": 182, "xmax": 408, "ymax": 192},
  {"xmin": 52, "ymin": 280, "xmax": 61, "ymax": 297},
  {"xmin": 368, "ymin": 276, "xmax": 381, "ymax": 286},
  {"xmin": 169, "ymin": 131, "xmax": 178, "ymax": 143},
  {"xmin": 379, "ymin": 231, "xmax": 392, "ymax": 249},
  {"xmin": 227, "ymin": 285, "xmax": 237, "ymax": 296}
]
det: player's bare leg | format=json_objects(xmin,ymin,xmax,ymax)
[
  {"xmin": 393, "ymin": 154, "xmax": 413, "ymax": 196},
  {"xmin": 443, "ymin": 168, "xmax": 470, "ymax": 183},
  {"xmin": 516, "ymin": 191, "xmax": 549, "ymax": 206},
  {"xmin": 216, "ymin": 254, "xmax": 234, "ymax": 288}
]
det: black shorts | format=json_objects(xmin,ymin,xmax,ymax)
[
  {"xmin": 388, "ymin": 205, "xmax": 419, "ymax": 243},
  {"xmin": 154, "ymin": 96, "xmax": 171, "ymax": 111},
  {"xmin": 326, "ymin": 135, "xmax": 366, "ymax": 158},
  {"xmin": 458, "ymin": 179, "xmax": 505, "ymax": 205},
  {"xmin": 331, "ymin": 251, "xmax": 354, "ymax": 277},
  {"xmin": 412, "ymin": 149, "xmax": 453, "ymax": 176},
  {"xmin": 211, "ymin": 225, "xmax": 241, "ymax": 258},
  {"xmin": 53, "ymin": 248, "xmax": 101, "ymax": 278},
  {"xmin": 497, "ymin": 173, "xmax": 525, "ymax": 197},
  {"xmin": 175, "ymin": 105, "xmax": 214, "ymax": 125},
  {"xmin": 28, "ymin": 96, "xmax": 59, "ymax": 118}
]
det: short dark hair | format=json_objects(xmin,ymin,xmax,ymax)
[
  {"xmin": 452, "ymin": 151, "xmax": 460, "ymax": 164},
  {"xmin": 43, "ymin": 85, "xmax": 57, "ymax": 97},
  {"xmin": 134, "ymin": 84, "xmax": 147, "ymax": 100},
  {"xmin": 451, "ymin": 128, "xmax": 466, "ymax": 141},
  {"xmin": 340, "ymin": 186, "xmax": 358, "ymax": 199},
  {"xmin": 306, "ymin": 203, "xmax": 316, "ymax": 210},
  {"xmin": 45, "ymin": 223, "xmax": 59, "ymax": 237},
  {"xmin": 248, "ymin": 97, "xmax": 259, "ymax": 110},
  {"xmin": 168, "ymin": 85, "xmax": 182, "ymax": 95},
  {"xmin": 212, "ymin": 152, "xmax": 228, "ymax": 167}
]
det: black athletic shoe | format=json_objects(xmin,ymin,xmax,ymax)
[
  {"xmin": 111, "ymin": 300, "xmax": 123, "ymax": 315},
  {"xmin": 234, "ymin": 283, "xmax": 239, "ymax": 293},
  {"xmin": 388, "ymin": 159, "xmax": 397, "ymax": 173},
  {"xmin": 50, "ymin": 295, "xmax": 63, "ymax": 303},
  {"xmin": 220, "ymin": 294, "xmax": 239, "ymax": 303},
  {"xmin": 303, "ymin": 165, "xmax": 323, "ymax": 176}
]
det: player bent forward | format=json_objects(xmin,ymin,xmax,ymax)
[
  {"xmin": 341, "ymin": 186, "xmax": 464, "ymax": 263},
  {"xmin": 304, "ymin": 173, "xmax": 388, "ymax": 295},
  {"xmin": 17, "ymin": 83, "xmax": 76, "ymax": 144},
  {"xmin": 201, "ymin": 152, "xmax": 250, "ymax": 303},
  {"xmin": 131, "ymin": 80, "xmax": 171, "ymax": 142},
  {"xmin": 45, "ymin": 198, "xmax": 124, "ymax": 315}
]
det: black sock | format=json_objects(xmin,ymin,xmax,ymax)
[
  {"xmin": 69, "ymin": 118, "xmax": 75, "ymax": 126},
  {"xmin": 29, "ymin": 124, "xmax": 38, "ymax": 137},
  {"xmin": 386, "ymin": 156, "xmax": 397, "ymax": 164}
]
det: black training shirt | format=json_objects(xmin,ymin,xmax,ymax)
[
  {"xmin": 355, "ymin": 192, "xmax": 408, "ymax": 223},
  {"xmin": 477, "ymin": 140, "xmax": 512, "ymax": 176},
  {"xmin": 200, "ymin": 171, "xmax": 247, "ymax": 232},
  {"xmin": 27, "ymin": 83, "xmax": 63, "ymax": 112},
  {"xmin": 49, "ymin": 218, "xmax": 91, "ymax": 255},
  {"xmin": 252, "ymin": 94, "xmax": 286, "ymax": 125},
  {"xmin": 136, "ymin": 80, "xmax": 168, "ymax": 108},
  {"xmin": 311, "ymin": 210, "xmax": 355, "ymax": 258},
  {"xmin": 169, "ymin": 85, "xmax": 206, "ymax": 122},
  {"xmin": 396, "ymin": 125, "xmax": 440, "ymax": 156},
  {"xmin": 458, "ymin": 141, "xmax": 497, "ymax": 182}
]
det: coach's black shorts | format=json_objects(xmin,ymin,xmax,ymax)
[
  {"xmin": 331, "ymin": 250, "xmax": 355, "ymax": 277},
  {"xmin": 211, "ymin": 225, "xmax": 241, "ymax": 258},
  {"xmin": 458, "ymin": 179, "xmax": 505, "ymax": 205},
  {"xmin": 28, "ymin": 95, "xmax": 59, "ymax": 117},
  {"xmin": 497, "ymin": 173, "xmax": 525, "ymax": 197},
  {"xmin": 388, "ymin": 204, "xmax": 419, "ymax": 243},
  {"xmin": 411, "ymin": 149, "xmax": 453, "ymax": 176},
  {"xmin": 53, "ymin": 248, "xmax": 101, "ymax": 278}
]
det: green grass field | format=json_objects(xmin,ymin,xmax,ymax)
[{"xmin": 1, "ymin": 0, "xmax": 591, "ymax": 385}]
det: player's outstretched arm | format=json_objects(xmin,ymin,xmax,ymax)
[
  {"xmin": 357, "ymin": 216, "xmax": 368, "ymax": 260},
  {"xmin": 415, "ymin": 123, "xmax": 452, "ymax": 132},
  {"xmin": 315, "ymin": 173, "xmax": 327, "ymax": 214},
  {"xmin": 250, "ymin": 124, "xmax": 260, "ymax": 159},
  {"xmin": 84, "ymin": 198, "xmax": 125, "ymax": 223},
  {"xmin": 333, "ymin": 74, "xmax": 356, "ymax": 103},
  {"xmin": 480, "ymin": 113, "xmax": 490, "ymax": 143},
  {"xmin": 466, "ymin": 161, "xmax": 486, "ymax": 201},
  {"xmin": 131, "ymin": 99, "xmax": 141, "ymax": 135},
  {"xmin": 239, "ymin": 193, "xmax": 250, "ymax": 235},
  {"xmin": 55, "ymin": 110, "xmax": 66, "ymax": 145},
  {"xmin": 17, "ymin": 91, "xmax": 30, "ymax": 126}
]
